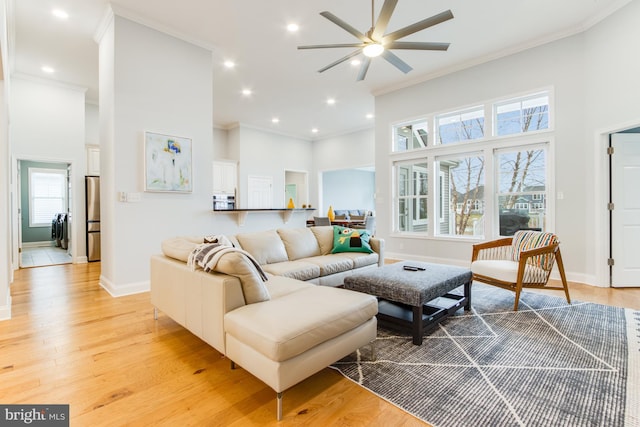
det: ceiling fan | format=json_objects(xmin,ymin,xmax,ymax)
[{"xmin": 298, "ymin": 0, "xmax": 453, "ymax": 81}]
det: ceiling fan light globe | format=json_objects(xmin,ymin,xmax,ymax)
[{"xmin": 363, "ymin": 43, "xmax": 384, "ymax": 58}]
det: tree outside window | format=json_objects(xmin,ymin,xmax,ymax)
[
  {"xmin": 497, "ymin": 148, "xmax": 547, "ymax": 235},
  {"xmin": 437, "ymin": 155, "xmax": 485, "ymax": 236}
]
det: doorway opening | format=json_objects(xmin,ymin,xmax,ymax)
[
  {"xmin": 609, "ymin": 127, "xmax": 640, "ymax": 288},
  {"xmin": 18, "ymin": 160, "xmax": 72, "ymax": 268},
  {"xmin": 284, "ymin": 170, "xmax": 308, "ymax": 208}
]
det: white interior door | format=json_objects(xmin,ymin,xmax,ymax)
[
  {"xmin": 247, "ymin": 175, "xmax": 273, "ymax": 209},
  {"xmin": 611, "ymin": 133, "xmax": 640, "ymax": 287}
]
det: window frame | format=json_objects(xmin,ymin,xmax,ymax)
[
  {"xmin": 28, "ymin": 167, "xmax": 67, "ymax": 228},
  {"xmin": 389, "ymin": 88, "xmax": 555, "ymax": 241}
]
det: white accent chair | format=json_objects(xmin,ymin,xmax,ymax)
[{"xmin": 471, "ymin": 230, "xmax": 570, "ymax": 311}]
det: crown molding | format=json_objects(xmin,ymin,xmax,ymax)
[{"xmin": 12, "ymin": 72, "xmax": 88, "ymax": 93}]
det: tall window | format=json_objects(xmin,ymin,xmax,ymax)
[
  {"xmin": 391, "ymin": 89, "xmax": 553, "ymax": 239},
  {"xmin": 436, "ymin": 107, "xmax": 484, "ymax": 144},
  {"xmin": 496, "ymin": 147, "xmax": 547, "ymax": 235},
  {"xmin": 29, "ymin": 168, "xmax": 67, "ymax": 227},
  {"xmin": 495, "ymin": 93, "xmax": 549, "ymax": 136},
  {"xmin": 395, "ymin": 161, "xmax": 427, "ymax": 232},
  {"xmin": 436, "ymin": 154, "xmax": 485, "ymax": 236}
]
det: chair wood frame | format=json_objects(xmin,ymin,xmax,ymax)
[{"xmin": 471, "ymin": 237, "xmax": 571, "ymax": 311}]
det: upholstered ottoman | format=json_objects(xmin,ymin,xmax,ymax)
[
  {"xmin": 223, "ymin": 285, "xmax": 378, "ymax": 420},
  {"xmin": 344, "ymin": 261, "xmax": 472, "ymax": 345}
]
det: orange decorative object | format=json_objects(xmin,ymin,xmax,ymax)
[
  {"xmin": 287, "ymin": 198, "xmax": 295, "ymax": 209},
  {"xmin": 327, "ymin": 205, "xmax": 335, "ymax": 221}
]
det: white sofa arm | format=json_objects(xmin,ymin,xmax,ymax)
[{"xmin": 370, "ymin": 237, "xmax": 385, "ymax": 267}]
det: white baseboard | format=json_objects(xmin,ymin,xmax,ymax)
[
  {"xmin": 99, "ymin": 274, "xmax": 149, "ymax": 297},
  {"xmin": 0, "ymin": 295, "xmax": 12, "ymax": 321},
  {"xmin": 22, "ymin": 241, "xmax": 56, "ymax": 248}
]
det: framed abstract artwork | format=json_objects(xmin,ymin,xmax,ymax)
[{"xmin": 144, "ymin": 131, "xmax": 193, "ymax": 193}]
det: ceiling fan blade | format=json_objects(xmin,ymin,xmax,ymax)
[
  {"xmin": 298, "ymin": 43, "xmax": 365, "ymax": 50},
  {"xmin": 381, "ymin": 50, "xmax": 412, "ymax": 74},
  {"xmin": 320, "ymin": 11, "xmax": 371, "ymax": 43},
  {"xmin": 371, "ymin": 0, "xmax": 399, "ymax": 41},
  {"xmin": 356, "ymin": 58, "xmax": 371, "ymax": 81},
  {"xmin": 318, "ymin": 50, "xmax": 363, "ymax": 73},
  {"xmin": 383, "ymin": 10, "xmax": 454, "ymax": 43},
  {"xmin": 386, "ymin": 41, "xmax": 450, "ymax": 51}
]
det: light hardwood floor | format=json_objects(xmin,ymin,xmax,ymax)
[{"xmin": 1, "ymin": 263, "xmax": 638, "ymax": 426}]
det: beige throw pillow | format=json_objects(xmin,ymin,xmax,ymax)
[{"xmin": 215, "ymin": 252, "xmax": 270, "ymax": 304}]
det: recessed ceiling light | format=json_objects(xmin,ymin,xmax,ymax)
[
  {"xmin": 351, "ymin": 59, "xmax": 361, "ymax": 66},
  {"xmin": 241, "ymin": 89, "xmax": 252, "ymax": 96},
  {"xmin": 52, "ymin": 9, "xmax": 69, "ymax": 20},
  {"xmin": 326, "ymin": 98, "xmax": 336, "ymax": 105},
  {"xmin": 41, "ymin": 66, "xmax": 55, "ymax": 74},
  {"xmin": 287, "ymin": 23, "xmax": 299, "ymax": 33},
  {"xmin": 223, "ymin": 60, "xmax": 236, "ymax": 69},
  {"xmin": 272, "ymin": 118, "xmax": 280, "ymax": 124},
  {"xmin": 311, "ymin": 128, "xmax": 319, "ymax": 134},
  {"xmin": 366, "ymin": 113, "xmax": 374, "ymax": 119}
]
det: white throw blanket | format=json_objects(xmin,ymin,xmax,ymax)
[{"xmin": 187, "ymin": 235, "xmax": 268, "ymax": 282}]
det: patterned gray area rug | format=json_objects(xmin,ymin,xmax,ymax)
[{"xmin": 331, "ymin": 284, "xmax": 640, "ymax": 427}]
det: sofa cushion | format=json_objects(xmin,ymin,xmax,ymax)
[
  {"xmin": 224, "ymin": 286, "xmax": 378, "ymax": 362},
  {"xmin": 309, "ymin": 226, "xmax": 335, "ymax": 255},
  {"xmin": 161, "ymin": 237, "xmax": 199, "ymax": 262},
  {"xmin": 331, "ymin": 227, "xmax": 373, "ymax": 254},
  {"xmin": 264, "ymin": 274, "xmax": 315, "ymax": 299},
  {"xmin": 215, "ymin": 252, "xmax": 270, "ymax": 304},
  {"xmin": 337, "ymin": 252, "xmax": 379, "ymax": 269},
  {"xmin": 302, "ymin": 254, "xmax": 354, "ymax": 276},
  {"xmin": 235, "ymin": 229, "xmax": 289, "ymax": 265},
  {"xmin": 277, "ymin": 228, "xmax": 321, "ymax": 261},
  {"xmin": 262, "ymin": 260, "xmax": 320, "ymax": 281}
]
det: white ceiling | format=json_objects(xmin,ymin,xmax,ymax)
[{"xmin": 11, "ymin": 0, "xmax": 631, "ymax": 140}]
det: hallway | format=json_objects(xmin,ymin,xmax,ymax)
[{"xmin": 21, "ymin": 246, "xmax": 71, "ymax": 268}]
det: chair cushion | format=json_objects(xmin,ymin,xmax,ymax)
[
  {"xmin": 224, "ymin": 286, "xmax": 378, "ymax": 362},
  {"xmin": 511, "ymin": 231, "xmax": 557, "ymax": 261},
  {"xmin": 472, "ymin": 260, "xmax": 519, "ymax": 283},
  {"xmin": 472, "ymin": 260, "xmax": 548, "ymax": 284}
]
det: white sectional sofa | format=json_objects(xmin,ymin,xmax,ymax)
[{"xmin": 150, "ymin": 226, "xmax": 383, "ymax": 420}]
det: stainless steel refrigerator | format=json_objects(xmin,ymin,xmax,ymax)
[{"xmin": 85, "ymin": 176, "xmax": 101, "ymax": 262}]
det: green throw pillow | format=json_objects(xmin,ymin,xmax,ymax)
[{"xmin": 331, "ymin": 226, "xmax": 373, "ymax": 254}]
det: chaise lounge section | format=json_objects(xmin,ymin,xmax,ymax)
[{"xmin": 150, "ymin": 226, "xmax": 383, "ymax": 419}]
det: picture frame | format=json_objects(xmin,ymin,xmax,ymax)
[{"xmin": 144, "ymin": 131, "xmax": 193, "ymax": 193}]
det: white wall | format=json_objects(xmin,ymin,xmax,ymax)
[
  {"xmin": 312, "ymin": 128, "xmax": 375, "ymax": 212},
  {"xmin": 375, "ymin": 0, "xmax": 640, "ymax": 286},
  {"xmin": 85, "ymin": 103, "xmax": 99, "ymax": 146},
  {"xmin": 98, "ymin": 14, "xmax": 218, "ymax": 295},
  {"xmin": 0, "ymin": 0, "xmax": 11, "ymax": 320},
  {"xmin": 10, "ymin": 77, "xmax": 87, "ymax": 265},
  {"xmin": 236, "ymin": 125, "xmax": 313, "ymax": 209},
  {"xmin": 212, "ymin": 126, "xmax": 229, "ymax": 160}
]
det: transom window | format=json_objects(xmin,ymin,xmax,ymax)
[
  {"xmin": 495, "ymin": 93, "xmax": 549, "ymax": 136},
  {"xmin": 393, "ymin": 120, "xmax": 428, "ymax": 152},
  {"xmin": 436, "ymin": 107, "xmax": 484, "ymax": 144}
]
